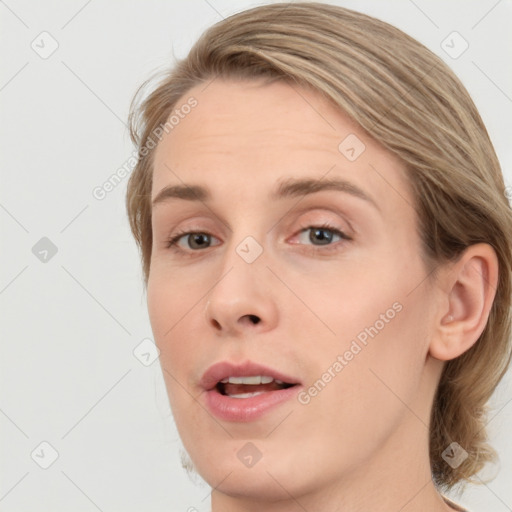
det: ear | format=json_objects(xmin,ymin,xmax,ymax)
[{"xmin": 429, "ymin": 243, "xmax": 499, "ymax": 361}]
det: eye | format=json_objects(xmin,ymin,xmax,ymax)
[
  {"xmin": 166, "ymin": 230, "xmax": 220, "ymax": 251},
  {"xmin": 293, "ymin": 223, "xmax": 351, "ymax": 249},
  {"xmin": 165, "ymin": 223, "xmax": 350, "ymax": 254}
]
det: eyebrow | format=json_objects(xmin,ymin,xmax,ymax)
[{"xmin": 151, "ymin": 176, "xmax": 380, "ymax": 212}]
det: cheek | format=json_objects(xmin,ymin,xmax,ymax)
[
  {"xmin": 308, "ymin": 255, "xmax": 432, "ymax": 412},
  {"xmin": 147, "ymin": 282, "xmax": 201, "ymax": 433},
  {"xmin": 293, "ymin": 291, "xmax": 432, "ymax": 474},
  {"xmin": 147, "ymin": 266, "xmax": 203, "ymax": 339},
  {"xmin": 147, "ymin": 278, "xmax": 173, "ymax": 341},
  {"xmin": 147, "ymin": 273, "xmax": 210, "ymax": 401},
  {"xmin": 147, "ymin": 276, "xmax": 194, "ymax": 377},
  {"xmin": 323, "ymin": 286, "xmax": 432, "ymax": 430}
]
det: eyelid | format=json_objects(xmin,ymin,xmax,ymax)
[
  {"xmin": 285, "ymin": 205, "xmax": 356, "ymax": 236},
  {"xmin": 163, "ymin": 208, "xmax": 354, "ymax": 253}
]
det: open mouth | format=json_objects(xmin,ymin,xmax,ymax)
[
  {"xmin": 202, "ymin": 363, "xmax": 302, "ymax": 421},
  {"xmin": 215, "ymin": 376, "xmax": 297, "ymax": 399}
]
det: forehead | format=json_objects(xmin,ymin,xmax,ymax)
[
  {"xmin": 151, "ymin": 78, "xmax": 412, "ymax": 216},
  {"xmin": 154, "ymin": 78, "xmax": 358, "ymax": 161}
]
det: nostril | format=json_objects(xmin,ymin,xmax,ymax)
[
  {"xmin": 248, "ymin": 314, "xmax": 260, "ymax": 324},
  {"xmin": 209, "ymin": 315, "xmax": 261, "ymax": 330}
]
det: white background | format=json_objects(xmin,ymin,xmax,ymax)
[{"xmin": 1, "ymin": 1, "xmax": 511, "ymax": 511}]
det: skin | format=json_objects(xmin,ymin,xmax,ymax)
[{"xmin": 147, "ymin": 78, "xmax": 498, "ymax": 512}]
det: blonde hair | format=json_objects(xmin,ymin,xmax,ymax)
[{"xmin": 126, "ymin": 1, "xmax": 512, "ymax": 489}]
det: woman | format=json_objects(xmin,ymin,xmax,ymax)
[{"xmin": 125, "ymin": 3, "xmax": 512, "ymax": 511}]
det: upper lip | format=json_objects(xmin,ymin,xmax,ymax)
[{"xmin": 200, "ymin": 360, "xmax": 301, "ymax": 391}]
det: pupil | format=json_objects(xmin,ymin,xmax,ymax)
[
  {"xmin": 189, "ymin": 233, "xmax": 209, "ymax": 249},
  {"xmin": 310, "ymin": 228, "xmax": 332, "ymax": 245}
]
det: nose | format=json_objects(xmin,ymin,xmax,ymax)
[{"xmin": 204, "ymin": 248, "xmax": 279, "ymax": 337}]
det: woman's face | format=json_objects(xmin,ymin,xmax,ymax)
[{"xmin": 148, "ymin": 79, "xmax": 442, "ymax": 502}]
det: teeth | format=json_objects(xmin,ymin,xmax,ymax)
[
  {"xmin": 220, "ymin": 375, "xmax": 275, "ymax": 385},
  {"xmin": 228, "ymin": 391, "xmax": 266, "ymax": 399}
]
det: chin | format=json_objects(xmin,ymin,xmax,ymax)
[
  {"xmin": 206, "ymin": 464, "xmax": 305, "ymax": 503},
  {"xmin": 185, "ymin": 437, "xmax": 322, "ymax": 503}
]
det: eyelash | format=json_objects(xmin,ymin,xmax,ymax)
[{"xmin": 165, "ymin": 222, "xmax": 351, "ymax": 255}]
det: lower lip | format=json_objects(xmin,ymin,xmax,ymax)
[{"xmin": 204, "ymin": 386, "xmax": 301, "ymax": 422}]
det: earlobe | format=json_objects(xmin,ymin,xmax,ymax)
[{"xmin": 429, "ymin": 243, "xmax": 499, "ymax": 361}]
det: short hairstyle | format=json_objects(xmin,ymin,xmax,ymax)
[{"xmin": 126, "ymin": 1, "xmax": 512, "ymax": 489}]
